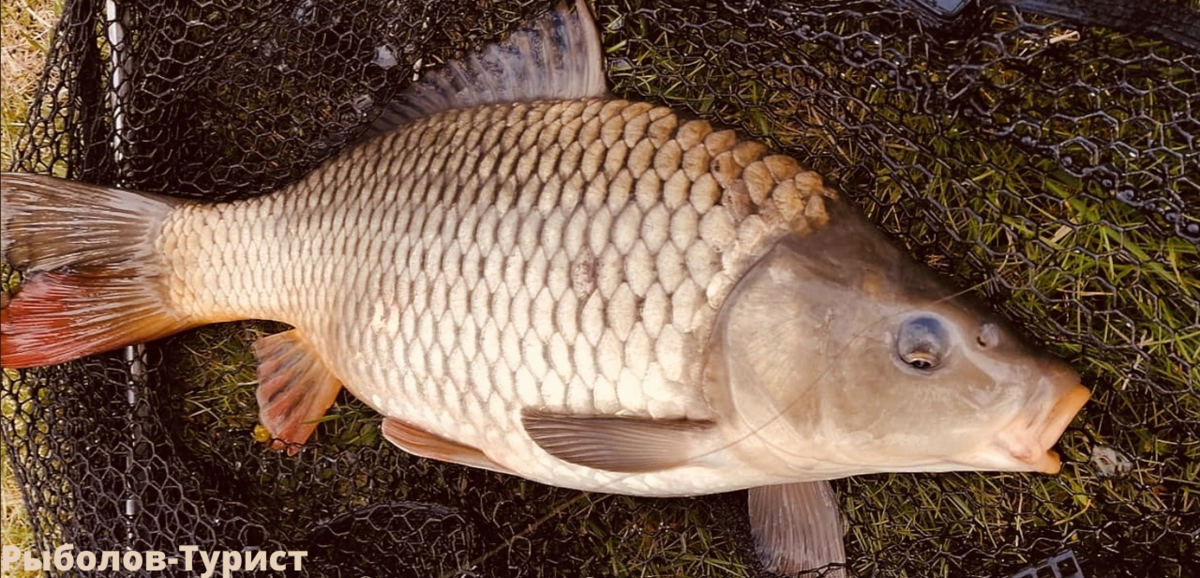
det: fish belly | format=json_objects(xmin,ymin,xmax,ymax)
[{"xmin": 159, "ymin": 98, "xmax": 836, "ymax": 495}]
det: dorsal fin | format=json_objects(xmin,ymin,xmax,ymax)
[{"xmin": 368, "ymin": 0, "xmax": 607, "ymax": 136}]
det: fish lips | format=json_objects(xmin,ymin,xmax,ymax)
[{"xmin": 961, "ymin": 382, "xmax": 1091, "ymax": 474}]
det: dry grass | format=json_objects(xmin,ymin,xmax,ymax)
[
  {"xmin": 602, "ymin": 4, "xmax": 1198, "ymax": 576},
  {"xmin": 1, "ymin": 1, "xmax": 60, "ymax": 576},
  {"xmin": 0, "ymin": 439, "xmax": 34, "ymax": 578},
  {"xmin": 0, "ymin": 0, "xmax": 58, "ymax": 169},
  {"xmin": 0, "ymin": 2, "xmax": 1195, "ymax": 577}
]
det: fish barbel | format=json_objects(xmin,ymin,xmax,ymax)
[{"xmin": 0, "ymin": 1, "xmax": 1089, "ymax": 573}]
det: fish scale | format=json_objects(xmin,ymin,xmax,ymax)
[
  {"xmin": 158, "ymin": 98, "xmax": 833, "ymax": 494},
  {"xmin": 0, "ymin": 2, "xmax": 1092, "ymax": 572}
]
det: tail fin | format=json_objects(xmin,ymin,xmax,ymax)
[{"xmin": 1, "ymin": 173, "xmax": 195, "ymax": 368}]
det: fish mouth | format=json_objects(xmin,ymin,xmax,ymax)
[{"xmin": 994, "ymin": 383, "xmax": 1091, "ymax": 474}]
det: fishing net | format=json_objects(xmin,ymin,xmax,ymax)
[{"xmin": 2, "ymin": 0, "xmax": 1197, "ymax": 576}]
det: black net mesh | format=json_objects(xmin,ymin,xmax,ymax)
[{"xmin": 2, "ymin": 0, "xmax": 1197, "ymax": 576}]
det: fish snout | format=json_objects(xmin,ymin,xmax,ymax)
[
  {"xmin": 1035, "ymin": 381, "xmax": 1091, "ymax": 472},
  {"xmin": 996, "ymin": 365, "xmax": 1090, "ymax": 473}
]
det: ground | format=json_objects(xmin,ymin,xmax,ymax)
[
  {"xmin": 0, "ymin": 2, "xmax": 1196, "ymax": 577},
  {"xmin": 2, "ymin": 1, "xmax": 61, "ymax": 576}
]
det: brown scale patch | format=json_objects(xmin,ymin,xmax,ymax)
[
  {"xmin": 722, "ymin": 180, "xmax": 755, "ymax": 221},
  {"xmin": 645, "ymin": 112, "xmax": 678, "ymax": 145},
  {"xmin": 674, "ymin": 119, "xmax": 712, "ymax": 149},
  {"xmin": 703, "ymin": 129, "xmax": 736, "ymax": 156},
  {"xmin": 762, "ymin": 155, "xmax": 801, "ymax": 180},
  {"xmin": 773, "ymin": 180, "xmax": 809, "ymax": 234},
  {"xmin": 709, "ymin": 151, "xmax": 739, "ymax": 187},
  {"xmin": 681, "ymin": 143, "xmax": 711, "ymax": 180},
  {"xmin": 627, "ymin": 139, "xmax": 656, "ymax": 176},
  {"xmin": 804, "ymin": 194, "xmax": 830, "ymax": 226},
  {"xmin": 731, "ymin": 141, "xmax": 766, "ymax": 167},
  {"xmin": 571, "ymin": 251, "xmax": 597, "ymax": 297},
  {"xmin": 741, "ymin": 161, "xmax": 775, "ymax": 205}
]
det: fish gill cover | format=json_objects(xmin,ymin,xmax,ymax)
[{"xmin": 1, "ymin": 0, "xmax": 1196, "ymax": 577}]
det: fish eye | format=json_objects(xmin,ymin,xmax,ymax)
[{"xmin": 895, "ymin": 315, "xmax": 951, "ymax": 372}]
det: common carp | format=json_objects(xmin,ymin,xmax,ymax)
[{"xmin": 0, "ymin": 1, "xmax": 1089, "ymax": 574}]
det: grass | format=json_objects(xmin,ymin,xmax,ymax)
[
  {"xmin": 0, "ymin": 427, "xmax": 34, "ymax": 578},
  {"xmin": 598, "ymin": 2, "xmax": 1198, "ymax": 576},
  {"xmin": 2, "ymin": 1, "xmax": 1197, "ymax": 577},
  {"xmin": 0, "ymin": 0, "xmax": 57, "ymax": 171},
  {"xmin": 1, "ymin": 1, "xmax": 60, "ymax": 576}
]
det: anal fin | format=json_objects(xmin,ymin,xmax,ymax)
[
  {"xmin": 521, "ymin": 409, "xmax": 716, "ymax": 473},
  {"xmin": 382, "ymin": 417, "xmax": 514, "ymax": 475},
  {"xmin": 254, "ymin": 329, "xmax": 343, "ymax": 455},
  {"xmin": 748, "ymin": 481, "xmax": 846, "ymax": 577}
]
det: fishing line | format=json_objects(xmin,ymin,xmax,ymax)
[{"xmin": 472, "ymin": 253, "xmax": 1014, "ymax": 571}]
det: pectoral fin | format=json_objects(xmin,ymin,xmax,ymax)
[
  {"xmin": 382, "ymin": 417, "xmax": 515, "ymax": 475},
  {"xmin": 748, "ymin": 481, "xmax": 846, "ymax": 576},
  {"xmin": 521, "ymin": 409, "xmax": 716, "ymax": 473},
  {"xmin": 254, "ymin": 329, "xmax": 343, "ymax": 454}
]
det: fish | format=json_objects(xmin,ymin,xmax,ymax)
[{"xmin": 0, "ymin": 1, "xmax": 1090, "ymax": 574}]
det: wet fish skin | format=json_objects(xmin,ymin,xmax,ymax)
[
  {"xmin": 0, "ymin": 95, "xmax": 1086, "ymax": 493},
  {"xmin": 155, "ymin": 97, "xmax": 842, "ymax": 495},
  {"xmin": 707, "ymin": 201, "xmax": 1089, "ymax": 479},
  {"xmin": 0, "ymin": 2, "xmax": 1091, "ymax": 574}
]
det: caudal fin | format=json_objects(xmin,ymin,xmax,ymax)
[{"xmin": 1, "ymin": 173, "xmax": 195, "ymax": 368}]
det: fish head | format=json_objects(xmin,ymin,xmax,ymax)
[{"xmin": 713, "ymin": 197, "xmax": 1089, "ymax": 477}]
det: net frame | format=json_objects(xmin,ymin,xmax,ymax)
[{"xmin": 2, "ymin": 1, "xmax": 1196, "ymax": 576}]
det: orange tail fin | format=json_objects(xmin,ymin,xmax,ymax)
[{"xmin": 1, "ymin": 173, "xmax": 195, "ymax": 368}]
